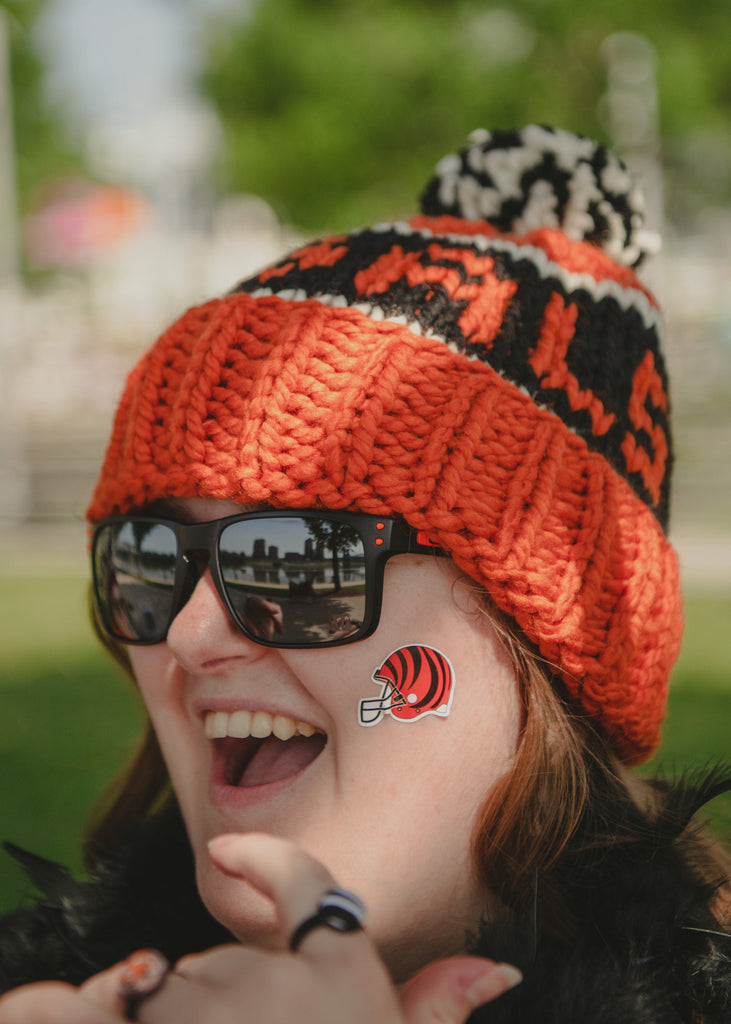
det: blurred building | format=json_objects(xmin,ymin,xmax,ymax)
[
  {"xmin": 0, "ymin": 194, "xmax": 301, "ymax": 524},
  {"xmin": 0, "ymin": 208, "xmax": 728, "ymax": 537}
]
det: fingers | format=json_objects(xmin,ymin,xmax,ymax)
[
  {"xmin": 82, "ymin": 962, "xmax": 206, "ymax": 1024},
  {"xmin": 79, "ymin": 963, "xmax": 127, "ymax": 1012},
  {"xmin": 80, "ymin": 951, "xmax": 171, "ymax": 1021},
  {"xmin": 172, "ymin": 944, "xmax": 259, "ymax": 986},
  {"xmin": 207, "ymin": 833, "xmax": 368, "ymax": 959},
  {"xmin": 0, "ymin": 982, "xmax": 121, "ymax": 1024},
  {"xmin": 399, "ymin": 956, "xmax": 523, "ymax": 1024}
]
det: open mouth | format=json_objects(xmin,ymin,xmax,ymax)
[{"xmin": 205, "ymin": 710, "xmax": 327, "ymax": 788}]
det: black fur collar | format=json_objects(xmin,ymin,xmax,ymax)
[
  {"xmin": 0, "ymin": 804, "xmax": 231, "ymax": 990},
  {"xmin": 1, "ymin": 773, "xmax": 730, "ymax": 1023},
  {"xmin": 468, "ymin": 768, "xmax": 731, "ymax": 1022}
]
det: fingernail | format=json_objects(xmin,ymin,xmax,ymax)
[{"xmin": 465, "ymin": 963, "xmax": 522, "ymax": 1006}]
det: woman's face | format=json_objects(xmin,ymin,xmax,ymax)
[{"xmin": 128, "ymin": 498, "xmax": 521, "ymax": 979}]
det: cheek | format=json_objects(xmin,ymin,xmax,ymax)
[
  {"xmin": 293, "ymin": 601, "xmax": 521, "ymax": 865},
  {"xmin": 358, "ymin": 663, "xmax": 519, "ymax": 824},
  {"xmin": 322, "ymin": 666, "xmax": 519, "ymax": 973},
  {"xmin": 127, "ymin": 646, "xmax": 193, "ymax": 770},
  {"xmin": 341, "ymin": 629, "xmax": 520, "ymax": 777},
  {"xmin": 128, "ymin": 646, "xmax": 170, "ymax": 710},
  {"xmin": 127, "ymin": 646, "xmax": 207, "ymax": 843},
  {"xmin": 368, "ymin": 628, "xmax": 518, "ymax": 868}
]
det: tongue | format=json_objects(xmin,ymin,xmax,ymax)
[{"xmin": 238, "ymin": 734, "xmax": 325, "ymax": 787}]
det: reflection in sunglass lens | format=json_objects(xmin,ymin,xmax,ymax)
[
  {"xmin": 94, "ymin": 521, "xmax": 179, "ymax": 642},
  {"xmin": 219, "ymin": 518, "xmax": 367, "ymax": 645}
]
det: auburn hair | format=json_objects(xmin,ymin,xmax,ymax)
[{"xmin": 469, "ymin": 596, "xmax": 731, "ymax": 935}]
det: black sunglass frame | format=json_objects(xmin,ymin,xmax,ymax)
[{"xmin": 91, "ymin": 509, "xmax": 446, "ymax": 650}]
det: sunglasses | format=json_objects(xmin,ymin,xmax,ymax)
[{"xmin": 91, "ymin": 510, "xmax": 446, "ymax": 649}]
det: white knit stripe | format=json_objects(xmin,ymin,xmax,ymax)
[
  {"xmin": 247, "ymin": 221, "xmax": 662, "ymax": 335},
  {"xmin": 247, "ymin": 285, "xmax": 456, "ymax": 346},
  {"xmin": 364, "ymin": 222, "xmax": 663, "ymax": 329}
]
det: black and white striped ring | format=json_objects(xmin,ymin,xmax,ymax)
[{"xmin": 289, "ymin": 887, "xmax": 366, "ymax": 952}]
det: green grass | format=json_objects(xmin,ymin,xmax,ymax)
[
  {"xmin": 644, "ymin": 592, "xmax": 731, "ymax": 844},
  {"xmin": 0, "ymin": 576, "xmax": 729, "ymax": 914},
  {"xmin": 0, "ymin": 574, "xmax": 144, "ymax": 912}
]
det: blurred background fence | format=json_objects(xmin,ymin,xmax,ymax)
[{"xmin": 0, "ymin": 0, "xmax": 729, "ymax": 908}]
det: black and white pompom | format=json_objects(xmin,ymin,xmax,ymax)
[{"xmin": 421, "ymin": 125, "xmax": 658, "ymax": 267}]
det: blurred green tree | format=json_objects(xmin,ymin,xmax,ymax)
[
  {"xmin": 2, "ymin": 0, "xmax": 80, "ymax": 216},
  {"xmin": 200, "ymin": 0, "xmax": 731, "ymax": 232}
]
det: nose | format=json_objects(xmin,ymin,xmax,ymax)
[{"xmin": 165, "ymin": 568, "xmax": 269, "ymax": 674}]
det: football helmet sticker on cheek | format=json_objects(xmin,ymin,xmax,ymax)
[{"xmin": 358, "ymin": 644, "xmax": 455, "ymax": 726}]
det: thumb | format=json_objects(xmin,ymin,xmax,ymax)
[{"xmin": 399, "ymin": 956, "xmax": 522, "ymax": 1024}]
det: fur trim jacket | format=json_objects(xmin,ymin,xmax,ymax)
[{"xmin": 1, "ymin": 772, "xmax": 730, "ymax": 1023}]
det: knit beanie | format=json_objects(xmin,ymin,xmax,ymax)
[{"xmin": 88, "ymin": 125, "xmax": 682, "ymax": 765}]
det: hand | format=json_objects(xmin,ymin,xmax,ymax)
[
  {"xmin": 243, "ymin": 597, "xmax": 284, "ymax": 639},
  {"xmin": 0, "ymin": 834, "xmax": 521, "ymax": 1023}
]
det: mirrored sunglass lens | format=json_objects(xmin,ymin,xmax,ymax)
[
  {"xmin": 94, "ymin": 522, "xmax": 179, "ymax": 642},
  {"xmin": 219, "ymin": 517, "xmax": 367, "ymax": 645}
]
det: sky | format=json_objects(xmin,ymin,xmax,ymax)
[
  {"xmin": 32, "ymin": 0, "xmax": 251, "ymax": 185},
  {"xmin": 35, "ymin": 0, "xmax": 248, "ymax": 130}
]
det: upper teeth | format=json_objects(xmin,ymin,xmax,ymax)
[{"xmin": 204, "ymin": 710, "xmax": 320, "ymax": 741}]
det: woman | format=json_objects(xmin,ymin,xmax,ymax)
[{"xmin": 1, "ymin": 125, "xmax": 729, "ymax": 1023}]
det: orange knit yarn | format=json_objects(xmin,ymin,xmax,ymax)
[
  {"xmin": 87, "ymin": 127, "xmax": 683, "ymax": 764},
  {"xmin": 88, "ymin": 293, "xmax": 681, "ymax": 764}
]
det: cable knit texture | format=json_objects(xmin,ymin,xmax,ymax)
[{"xmin": 87, "ymin": 126, "xmax": 682, "ymax": 764}]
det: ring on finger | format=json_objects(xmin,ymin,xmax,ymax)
[
  {"xmin": 290, "ymin": 887, "xmax": 366, "ymax": 952},
  {"xmin": 118, "ymin": 949, "xmax": 171, "ymax": 1021}
]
